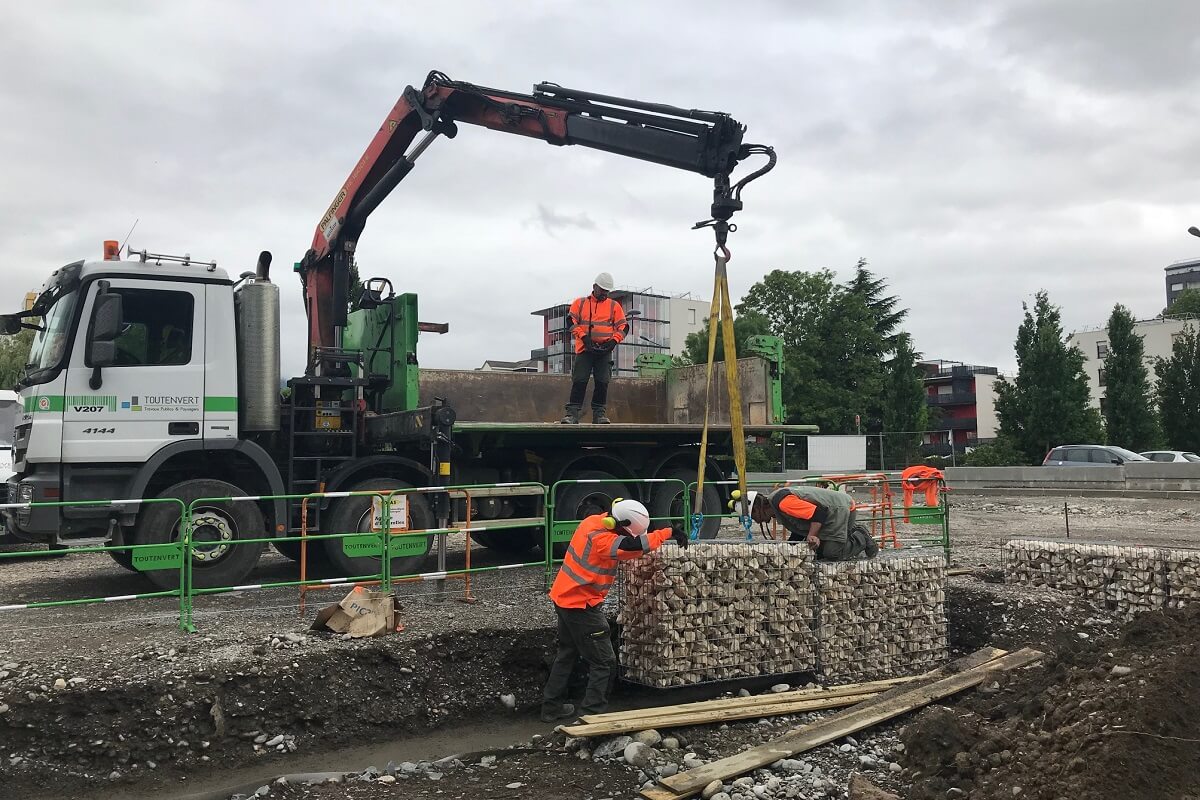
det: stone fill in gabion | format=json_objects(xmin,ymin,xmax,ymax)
[
  {"xmin": 618, "ymin": 543, "xmax": 817, "ymax": 688},
  {"xmin": 617, "ymin": 544, "xmax": 948, "ymax": 688},
  {"xmin": 1003, "ymin": 540, "xmax": 1200, "ymax": 619},
  {"xmin": 817, "ymin": 555, "xmax": 948, "ymax": 683}
]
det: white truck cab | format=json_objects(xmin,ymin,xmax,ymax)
[{"xmin": 4, "ymin": 248, "xmax": 286, "ymax": 587}]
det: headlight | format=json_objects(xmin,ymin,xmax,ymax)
[{"xmin": 18, "ymin": 484, "xmax": 33, "ymax": 503}]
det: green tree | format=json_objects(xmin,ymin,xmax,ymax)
[
  {"xmin": 1103, "ymin": 304, "xmax": 1160, "ymax": 450},
  {"xmin": 0, "ymin": 328, "xmax": 34, "ymax": 389},
  {"xmin": 1165, "ymin": 288, "xmax": 1200, "ymax": 317},
  {"xmin": 846, "ymin": 258, "xmax": 907, "ymax": 349},
  {"xmin": 347, "ymin": 260, "xmax": 364, "ymax": 313},
  {"xmin": 738, "ymin": 269, "xmax": 885, "ymax": 433},
  {"xmin": 1154, "ymin": 324, "xmax": 1200, "ymax": 452},
  {"xmin": 880, "ymin": 334, "xmax": 929, "ymax": 468},
  {"xmin": 679, "ymin": 310, "xmax": 771, "ymax": 366},
  {"xmin": 994, "ymin": 291, "xmax": 1104, "ymax": 464},
  {"xmin": 962, "ymin": 438, "xmax": 1025, "ymax": 467}
]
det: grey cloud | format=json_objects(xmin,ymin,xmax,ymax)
[
  {"xmin": 3, "ymin": 0, "xmax": 1200, "ymax": 385},
  {"xmin": 526, "ymin": 204, "xmax": 599, "ymax": 236}
]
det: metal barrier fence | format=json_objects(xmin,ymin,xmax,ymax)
[
  {"xmin": 0, "ymin": 475, "xmax": 952, "ymax": 631},
  {"xmin": 0, "ymin": 483, "xmax": 553, "ymax": 633}
]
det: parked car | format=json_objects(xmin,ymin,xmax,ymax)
[
  {"xmin": 1042, "ymin": 445, "xmax": 1151, "ymax": 466},
  {"xmin": 1140, "ymin": 450, "xmax": 1200, "ymax": 463}
]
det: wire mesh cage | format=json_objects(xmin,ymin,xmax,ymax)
[
  {"xmin": 617, "ymin": 544, "xmax": 948, "ymax": 688},
  {"xmin": 618, "ymin": 543, "xmax": 818, "ymax": 688},
  {"xmin": 1003, "ymin": 539, "xmax": 1193, "ymax": 620},
  {"xmin": 815, "ymin": 554, "xmax": 948, "ymax": 683}
]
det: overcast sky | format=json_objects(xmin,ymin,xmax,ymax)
[{"xmin": 3, "ymin": 1, "xmax": 1200, "ymax": 378}]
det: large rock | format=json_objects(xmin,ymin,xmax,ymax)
[
  {"xmin": 848, "ymin": 774, "xmax": 901, "ymax": 800},
  {"xmin": 593, "ymin": 735, "xmax": 633, "ymax": 761},
  {"xmin": 624, "ymin": 741, "xmax": 656, "ymax": 769},
  {"xmin": 634, "ymin": 729, "xmax": 663, "ymax": 747}
]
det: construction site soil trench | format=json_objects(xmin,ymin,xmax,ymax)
[{"xmin": 1, "ymin": 493, "xmax": 1198, "ymax": 799}]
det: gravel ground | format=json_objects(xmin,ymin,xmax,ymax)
[{"xmin": 0, "ymin": 492, "xmax": 1196, "ymax": 799}]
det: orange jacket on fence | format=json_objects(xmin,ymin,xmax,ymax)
[
  {"xmin": 549, "ymin": 514, "xmax": 673, "ymax": 609},
  {"xmin": 901, "ymin": 465, "xmax": 944, "ymax": 507},
  {"xmin": 568, "ymin": 295, "xmax": 629, "ymax": 354}
]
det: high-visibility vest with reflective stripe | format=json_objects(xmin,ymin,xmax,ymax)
[
  {"xmin": 569, "ymin": 296, "xmax": 628, "ymax": 354},
  {"xmin": 769, "ymin": 486, "xmax": 855, "ymax": 545},
  {"xmin": 549, "ymin": 514, "xmax": 671, "ymax": 609}
]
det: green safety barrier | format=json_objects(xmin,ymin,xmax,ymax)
[
  {"xmin": 0, "ymin": 497, "xmax": 189, "ymax": 627},
  {"xmin": 0, "ymin": 483, "xmax": 554, "ymax": 633},
  {"xmin": 176, "ymin": 482, "xmax": 552, "ymax": 631}
]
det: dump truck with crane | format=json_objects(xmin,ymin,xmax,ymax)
[{"xmin": 0, "ymin": 71, "xmax": 809, "ymax": 589}]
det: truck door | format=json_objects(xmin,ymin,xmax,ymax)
[{"xmin": 61, "ymin": 279, "xmax": 206, "ymax": 464}]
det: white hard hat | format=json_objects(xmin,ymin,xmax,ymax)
[
  {"xmin": 594, "ymin": 272, "xmax": 615, "ymax": 291},
  {"xmin": 610, "ymin": 498, "xmax": 650, "ymax": 537}
]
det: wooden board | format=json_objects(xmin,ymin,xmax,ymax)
[
  {"xmin": 564, "ymin": 692, "xmax": 879, "ymax": 738},
  {"xmin": 643, "ymin": 647, "xmax": 1034, "ymax": 799},
  {"xmin": 574, "ymin": 675, "xmax": 928, "ymax": 727}
]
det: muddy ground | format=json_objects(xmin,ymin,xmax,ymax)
[{"xmin": 0, "ymin": 492, "xmax": 1196, "ymax": 800}]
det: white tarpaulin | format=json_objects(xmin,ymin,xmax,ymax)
[{"xmin": 808, "ymin": 436, "xmax": 867, "ymax": 471}]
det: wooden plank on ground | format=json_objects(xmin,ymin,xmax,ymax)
[
  {"xmin": 947, "ymin": 567, "xmax": 974, "ymax": 576},
  {"xmin": 575, "ymin": 675, "xmax": 931, "ymax": 726},
  {"xmin": 564, "ymin": 692, "xmax": 879, "ymax": 738},
  {"xmin": 643, "ymin": 647, "xmax": 1038, "ymax": 800}
]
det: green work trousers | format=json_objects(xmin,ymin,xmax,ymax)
[{"xmin": 542, "ymin": 603, "xmax": 616, "ymax": 716}]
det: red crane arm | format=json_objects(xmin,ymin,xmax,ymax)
[{"xmin": 297, "ymin": 71, "xmax": 774, "ymax": 373}]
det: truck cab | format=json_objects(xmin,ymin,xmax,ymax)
[{"xmin": 6, "ymin": 254, "xmax": 245, "ymax": 544}]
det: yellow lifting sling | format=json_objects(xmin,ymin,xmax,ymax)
[{"xmin": 693, "ymin": 250, "xmax": 750, "ymax": 539}]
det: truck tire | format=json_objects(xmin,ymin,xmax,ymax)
[
  {"xmin": 550, "ymin": 470, "xmax": 631, "ymax": 557},
  {"xmin": 649, "ymin": 469, "xmax": 721, "ymax": 540},
  {"xmin": 136, "ymin": 479, "xmax": 266, "ymax": 591},
  {"xmin": 108, "ymin": 549, "xmax": 137, "ymax": 572},
  {"xmin": 321, "ymin": 479, "xmax": 434, "ymax": 580}
]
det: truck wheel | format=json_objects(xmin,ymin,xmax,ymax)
[
  {"xmin": 108, "ymin": 549, "xmax": 136, "ymax": 572},
  {"xmin": 136, "ymin": 479, "xmax": 266, "ymax": 591},
  {"xmin": 650, "ymin": 470, "xmax": 721, "ymax": 540},
  {"xmin": 321, "ymin": 479, "xmax": 434, "ymax": 580},
  {"xmin": 551, "ymin": 470, "xmax": 631, "ymax": 557}
]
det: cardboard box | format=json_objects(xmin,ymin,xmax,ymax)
[{"xmin": 311, "ymin": 586, "xmax": 401, "ymax": 638}]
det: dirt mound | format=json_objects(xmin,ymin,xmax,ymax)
[
  {"xmin": 903, "ymin": 607, "xmax": 1200, "ymax": 800},
  {"xmin": 0, "ymin": 627, "xmax": 554, "ymax": 799}
]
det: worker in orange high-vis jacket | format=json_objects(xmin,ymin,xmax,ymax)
[
  {"xmin": 561, "ymin": 271, "xmax": 629, "ymax": 425},
  {"xmin": 746, "ymin": 486, "xmax": 878, "ymax": 561},
  {"xmin": 542, "ymin": 498, "xmax": 688, "ymax": 722}
]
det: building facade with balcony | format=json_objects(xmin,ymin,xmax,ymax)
[
  {"xmin": 530, "ymin": 288, "xmax": 708, "ymax": 376},
  {"xmin": 917, "ymin": 360, "xmax": 1001, "ymax": 455}
]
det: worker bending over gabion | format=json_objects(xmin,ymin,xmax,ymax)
[{"xmin": 744, "ymin": 486, "xmax": 878, "ymax": 561}]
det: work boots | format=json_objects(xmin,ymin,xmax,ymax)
[
  {"xmin": 560, "ymin": 404, "xmax": 582, "ymax": 424},
  {"xmin": 591, "ymin": 406, "xmax": 611, "ymax": 424}
]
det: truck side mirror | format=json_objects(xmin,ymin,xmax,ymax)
[{"xmin": 87, "ymin": 285, "xmax": 123, "ymax": 387}]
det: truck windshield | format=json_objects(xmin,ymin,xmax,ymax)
[{"xmin": 23, "ymin": 289, "xmax": 79, "ymax": 383}]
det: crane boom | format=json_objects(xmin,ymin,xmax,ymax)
[{"xmin": 298, "ymin": 70, "xmax": 774, "ymax": 373}]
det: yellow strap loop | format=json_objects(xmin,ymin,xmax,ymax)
[{"xmin": 696, "ymin": 253, "xmax": 748, "ymax": 528}]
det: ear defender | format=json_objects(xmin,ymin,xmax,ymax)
[{"xmin": 604, "ymin": 497, "xmax": 626, "ymax": 529}]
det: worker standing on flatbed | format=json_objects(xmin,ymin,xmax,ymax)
[
  {"xmin": 745, "ymin": 487, "xmax": 879, "ymax": 560},
  {"xmin": 561, "ymin": 272, "xmax": 629, "ymax": 425},
  {"xmin": 542, "ymin": 498, "xmax": 688, "ymax": 722}
]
